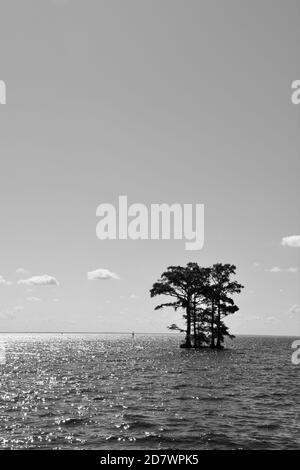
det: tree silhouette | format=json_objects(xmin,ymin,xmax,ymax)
[
  {"xmin": 150, "ymin": 262, "xmax": 243, "ymax": 349},
  {"xmin": 150, "ymin": 263, "xmax": 208, "ymax": 347},
  {"xmin": 209, "ymin": 263, "xmax": 244, "ymax": 349}
]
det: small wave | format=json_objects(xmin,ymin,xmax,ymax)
[
  {"xmin": 127, "ymin": 420, "xmax": 157, "ymax": 430},
  {"xmin": 57, "ymin": 417, "xmax": 94, "ymax": 427},
  {"xmin": 256, "ymin": 423, "xmax": 280, "ymax": 430}
]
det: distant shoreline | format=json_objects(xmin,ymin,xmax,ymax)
[{"xmin": 0, "ymin": 332, "xmax": 299, "ymax": 338}]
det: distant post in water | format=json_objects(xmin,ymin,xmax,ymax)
[{"xmin": 0, "ymin": 80, "xmax": 6, "ymax": 104}]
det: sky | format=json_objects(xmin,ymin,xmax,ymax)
[{"xmin": 0, "ymin": 0, "xmax": 299, "ymax": 335}]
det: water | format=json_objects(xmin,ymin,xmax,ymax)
[{"xmin": 0, "ymin": 334, "xmax": 299, "ymax": 450}]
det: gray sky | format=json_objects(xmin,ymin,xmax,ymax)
[{"xmin": 0, "ymin": 0, "xmax": 299, "ymax": 335}]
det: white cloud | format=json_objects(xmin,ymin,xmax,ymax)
[
  {"xmin": 267, "ymin": 267, "xmax": 282, "ymax": 273},
  {"xmin": 266, "ymin": 267, "xmax": 298, "ymax": 273},
  {"xmin": 18, "ymin": 274, "xmax": 59, "ymax": 287},
  {"xmin": 53, "ymin": 298, "xmax": 60, "ymax": 303},
  {"xmin": 281, "ymin": 235, "xmax": 300, "ymax": 248},
  {"xmin": 87, "ymin": 269, "xmax": 120, "ymax": 281},
  {"xmin": 16, "ymin": 268, "xmax": 30, "ymax": 276},
  {"xmin": 26, "ymin": 297, "xmax": 41, "ymax": 302},
  {"xmin": 130, "ymin": 294, "xmax": 138, "ymax": 299},
  {"xmin": 252, "ymin": 262, "xmax": 260, "ymax": 268},
  {"xmin": 287, "ymin": 267, "xmax": 299, "ymax": 273},
  {"xmin": 0, "ymin": 276, "xmax": 12, "ymax": 286},
  {"xmin": 290, "ymin": 304, "xmax": 300, "ymax": 314}
]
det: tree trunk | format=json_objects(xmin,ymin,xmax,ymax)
[
  {"xmin": 193, "ymin": 297, "xmax": 197, "ymax": 348},
  {"xmin": 185, "ymin": 297, "xmax": 192, "ymax": 348},
  {"xmin": 210, "ymin": 301, "xmax": 215, "ymax": 348},
  {"xmin": 216, "ymin": 301, "xmax": 222, "ymax": 349}
]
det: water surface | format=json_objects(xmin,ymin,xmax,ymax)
[{"xmin": 0, "ymin": 334, "xmax": 299, "ymax": 449}]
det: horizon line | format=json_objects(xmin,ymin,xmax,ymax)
[{"xmin": 0, "ymin": 331, "xmax": 298, "ymax": 338}]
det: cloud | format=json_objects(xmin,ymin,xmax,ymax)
[
  {"xmin": 290, "ymin": 304, "xmax": 300, "ymax": 314},
  {"xmin": 287, "ymin": 267, "xmax": 299, "ymax": 273},
  {"xmin": 18, "ymin": 274, "xmax": 59, "ymax": 287},
  {"xmin": 130, "ymin": 294, "xmax": 138, "ymax": 299},
  {"xmin": 281, "ymin": 235, "xmax": 300, "ymax": 248},
  {"xmin": 53, "ymin": 298, "xmax": 60, "ymax": 303},
  {"xmin": 267, "ymin": 267, "xmax": 281, "ymax": 273},
  {"xmin": 26, "ymin": 297, "xmax": 41, "ymax": 302},
  {"xmin": 0, "ymin": 276, "xmax": 12, "ymax": 286},
  {"xmin": 252, "ymin": 262, "xmax": 260, "ymax": 268},
  {"xmin": 266, "ymin": 267, "xmax": 298, "ymax": 273},
  {"xmin": 87, "ymin": 269, "xmax": 120, "ymax": 281},
  {"xmin": 16, "ymin": 268, "xmax": 30, "ymax": 276}
]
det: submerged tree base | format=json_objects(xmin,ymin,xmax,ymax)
[{"xmin": 180, "ymin": 342, "xmax": 226, "ymax": 350}]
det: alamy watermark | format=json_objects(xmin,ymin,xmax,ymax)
[
  {"xmin": 0, "ymin": 80, "xmax": 6, "ymax": 104},
  {"xmin": 291, "ymin": 340, "xmax": 300, "ymax": 365},
  {"xmin": 291, "ymin": 80, "xmax": 300, "ymax": 105},
  {"xmin": 96, "ymin": 196, "xmax": 204, "ymax": 251}
]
